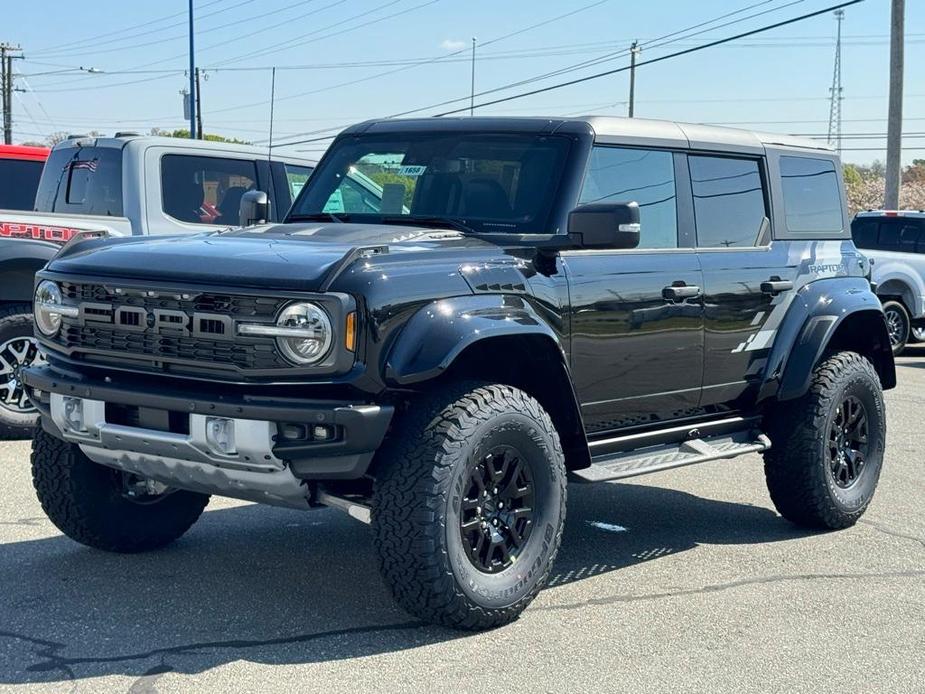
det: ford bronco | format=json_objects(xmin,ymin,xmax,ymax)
[{"xmin": 23, "ymin": 117, "xmax": 895, "ymax": 630}]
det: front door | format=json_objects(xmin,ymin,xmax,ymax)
[{"xmin": 564, "ymin": 146, "xmax": 704, "ymax": 435}]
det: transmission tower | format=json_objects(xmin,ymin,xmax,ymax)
[{"xmin": 827, "ymin": 9, "xmax": 845, "ymax": 153}]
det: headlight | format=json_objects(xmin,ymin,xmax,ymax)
[
  {"xmin": 238, "ymin": 301, "xmax": 333, "ymax": 365},
  {"xmin": 34, "ymin": 280, "xmax": 65, "ymax": 337}
]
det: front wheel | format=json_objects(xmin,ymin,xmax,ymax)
[
  {"xmin": 0, "ymin": 304, "xmax": 43, "ymax": 440},
  {"xmin": 31, "ymin": 429, "xmax": 210, "ymax": 552},
  {"xmin": 372, "ymin": 382, "xmax": 567, "ymax": 630},
  {"xmin": 763, "ymin": 351, "xmax": 886, "ymax": 529},
  {"xmin": 881, "ymin": 300, "xmax": 910, "ymax": 355}
]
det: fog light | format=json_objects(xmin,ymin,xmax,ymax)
[
  {"xmin": 312, "ymin": 424, "xmax": 334, "ymax": 441},
  {"xmin": 280, "ymin": 423, "xmax": 308, "ymax": 441},
  {"xmin": 62, "ymin": 397, "xmax": 86, "ymax": 433},
  {"xmin": 205, "ymin": 417, "xmax": 236, "ymax": 455}
]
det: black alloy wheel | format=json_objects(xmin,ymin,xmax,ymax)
[
  {"xmin": 827, "ymin": 395, "xmax": 869, "ymax": 489},
  {"xmin": 459, "ymin": 445, "xmax": 535, "ymax": 574}
]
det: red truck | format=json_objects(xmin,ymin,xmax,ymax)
[{"xmin": 0, "ymin": 145, "xmax": 49, "ymax": 211}]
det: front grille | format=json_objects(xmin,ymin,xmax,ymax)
[{"xmin": 54, "ymin": 281, "xmax": 290, "ymax": 372}]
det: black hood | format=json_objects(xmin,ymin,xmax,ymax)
[{"xmin": 46, "ymin": 223, "xmax": 477, "ymax": 291}]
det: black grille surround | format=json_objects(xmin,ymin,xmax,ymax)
[{"xmin": 41, "ymin": 278, "xmax": 357, "ymax": 381}]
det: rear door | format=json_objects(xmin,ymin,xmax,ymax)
[{"xmin": 564, "ymin": 145, "xmax": 704, "ymax": 434}]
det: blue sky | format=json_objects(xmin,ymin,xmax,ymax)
[{"xmin": 6, "ymin": 0, "xmax": 923, "ymax": 164}]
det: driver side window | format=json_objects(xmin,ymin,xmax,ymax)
[{"xmin": 579, "ymin": 147, "xmax": 678, "ymax": 249}]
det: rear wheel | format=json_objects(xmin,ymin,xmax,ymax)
[
  {"xmin": 372, "ymin": 382, "xmax": 566, "ymax": 630},
  {"xmin": 0, "ymin": 304, "xmax": 42, "ymax": 440},
  {"xmin": 881, "ymin": 300, "xmax": 910, "ymax": 355},
  {"xmin": 31, "ymin": 429, "xmax": 210, "ymax": 552},
  {"xmin": 763, "ymin": 351, "xmax": 885, "ymax": 529}
]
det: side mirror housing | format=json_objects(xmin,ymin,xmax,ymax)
[
  {"xmin": 567, "ymin": 202, "xmax": 640, "ymax": 250},
  {"xmin": 239, "ymin": 190, "xmax": 270, "ymax": 227}
]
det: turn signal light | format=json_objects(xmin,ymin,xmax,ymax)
[{"xmin": 345, "ymin": 311, "xmax": 356, "ymax": 352}]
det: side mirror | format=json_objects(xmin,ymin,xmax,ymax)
[
  {"xmin": 567, "ymin": 202, "xmax": 640, "ymax": 250},
  {"xmin": 239, "ymin": 190, "xmax": 270, "ymax": 227}
]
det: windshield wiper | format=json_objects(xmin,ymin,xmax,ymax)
[
  {"xmin": 377, "ymin": 216, "xmax": 477, "ymax": 235},
  {"xmin": 288, "ymin": 212, "xmax": 348, "ymax": 223}
]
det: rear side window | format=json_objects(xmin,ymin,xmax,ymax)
[
  {"xmin": 161, "ymin": 155, "xmax": 258, "ymax": 225},
  {"xmin": 0, "ymin": 158, "xmax": 43, "ymax": 210},
  {"xmin": 780, "ymin": 156, "xmax": 843, "ymax": 232},
  {"xmin": 33, "ymin": 146, "xmax": 123, "ymax": 216},
  {"xmin": 579, "ymin": 147, "xmax": 678, "ymax": 248},
  {"xmin": 284, "ymin": 164, "xmax": 312, "ymax": 200},
  {"xmin": 689, "ymin": 155, "xmax": 767, "ymax": 248},
  {"xmin": 851, "ymin": 220, "xmax": 878, "ymax": 249},
  {"xmin": 857, "ymin": 218, "xmax": 925, "ymax": 253}
]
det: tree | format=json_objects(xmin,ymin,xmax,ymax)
[
  {"xmin": 43, "ymin": 130, "xmax": 104, "ymax": 146},
  {"xmin": 149, "ymin": 127, "xmax": 250, "ymax": 145}
]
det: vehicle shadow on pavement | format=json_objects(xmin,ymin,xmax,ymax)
[{"xmin": 0, "ymin": 482, "xmax": 811, "ymax": 686}]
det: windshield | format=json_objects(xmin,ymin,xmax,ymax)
[{"xmin": 290, "ymin": 132, "xmax": 572, "ymax": 233}]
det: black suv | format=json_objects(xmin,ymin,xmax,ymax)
[{"xmin": 23, "ymin": 117, "xmax": 895, "ymax": 630}]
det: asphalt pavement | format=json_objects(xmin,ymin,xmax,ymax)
[{"xmin": 0, "ymin": 350, "xmax": 923, "ymax": 693}]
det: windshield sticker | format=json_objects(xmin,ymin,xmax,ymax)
[{"xmin": 398, "ymin": 165, "xmax": 427, "ymax": 177}]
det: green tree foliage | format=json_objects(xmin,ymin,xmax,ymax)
[{"xmin": 149, "ymin": 127, "xmax": 251, "ymax": 144}]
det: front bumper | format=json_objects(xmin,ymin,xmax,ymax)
[{"xmin": 23, "ymin": 365, "xmax": 393, "ymax": 497}]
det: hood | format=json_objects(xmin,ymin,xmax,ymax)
[{"xmin": 45, "ymin": 223, "xmax": 487, "ymax": 291}]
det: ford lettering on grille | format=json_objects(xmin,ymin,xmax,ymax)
[{"xmin": 78, "ymin": 302, "xmax": 234, "ymax": 340}]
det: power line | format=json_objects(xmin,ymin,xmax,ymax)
[{"xmin": 431, "ymin": 0, "xmax": 866, "ymax": 118}]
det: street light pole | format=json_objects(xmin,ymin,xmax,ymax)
[
  {"xmin": 885, "ymin": 0, "xmax": 904, "ymax": 209},
  {"xmin": 188, "ymin": 0, "xmax": 197, "ymax": 139}
]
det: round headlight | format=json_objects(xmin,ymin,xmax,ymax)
[
  {"xmin": 34, "ymin": 280, "xmax": 63, "ymax": 337},
  {"xmin": 275, "ymin": 302, "xmax": 332, "ymax": 365}
]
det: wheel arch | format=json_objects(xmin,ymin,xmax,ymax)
[
  {"xmin": 0, "ymin": 240, "xmax": 56, "ymax": 303},
  {"xmin": 384, "ymin": 295, "xmax": 590, "ymax": 471},
  {"xmin": 762, "ymin": 278, "xmax": 896, "ymax": 403}
]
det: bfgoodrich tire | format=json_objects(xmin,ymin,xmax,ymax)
[
  {"xmin": 372, "ymin": 382, "xmax": 567, "ymax": 630},
  {"xmin": 31, "ymin": 429, "xmax": 210, "ymax": 552},
  {"xmin": 764, "ymin": 351, "xmax": 886, "ymax": 529},
  {"xmin": 0, "ymin": 304, "xmax": 41, "ymax": 440}
]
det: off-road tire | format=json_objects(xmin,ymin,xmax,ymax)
[
  {"xmin": 372, "ymin": 382, "xmax": 567, "ymax": 630},
  {"xmin": 881, "ymin": 300, "xmax": 910, "ymax": 355},
  {"xmin": 763, "ymin": 351, "xmax": 885, "ymax": 529},
  {"xmin": 31, "ymin": 429, "xmax": 210, "ymax": 552},
  {"xmin": 0, "ymin": 304, "xmax": 39, "ymax": 440}
]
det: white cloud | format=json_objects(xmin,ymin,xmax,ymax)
[{"xmin": 440, "ymin": 39, "xmax": 466, "ymax": 51}]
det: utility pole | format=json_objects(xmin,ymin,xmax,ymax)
[
  {"xmin": 268, "ymin": 66, "xmax": 277, "ymax": 155},
  {"xmin": 1, "ymin": 43, "xmax": 23, "ymax": 145},
  {"xmin": 470, "ymin": 37, "xmax": 476, "ymax": 116},
  {"xmin": 188, "ymin": 0, "xmax": 197, "ymax": 139},
  {"xmin": 885, "ymin": 0, "xmax": 904, "ymax": 209},
  {"xmin": 195, "ymin": 67, "xmax": 203, "ymax": 139},
  {"xmin": 628, "ymin": 40, "xmax": 640, "ymax": 118},
  {"xmin": 826, "ymin": 10, "xmax": 844, "ymax": 154}
]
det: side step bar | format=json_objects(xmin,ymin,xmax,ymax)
[{"xmin": 573, "ymin": 430, "xmax": 771, "ymax": 483}]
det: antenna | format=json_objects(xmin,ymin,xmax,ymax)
[{"xmin": 827, "ymin": 9, "xmax": 845, "ymax": 153}]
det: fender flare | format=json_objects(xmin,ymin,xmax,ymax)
[
  {"xmin": 0, "ymin": 240, "xmax": 57, "ymax": 303},
  {"xmin": 760, "ymin": 277, "xmax": 895, "ymax": 403},
  {"xmin": 385, "ymin": 294, "xmax": 566, "ymax": 385}
]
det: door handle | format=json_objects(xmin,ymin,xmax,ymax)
[
  {"xmin": 760, "ymin": 278, "xmax": 793, "ymax": 295},
  {"xmin": 662, "ymin": 283, "xmax": 702, "ymax": 301}
]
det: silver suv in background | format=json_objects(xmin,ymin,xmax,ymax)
[{"xmin": 851, "ymin": 210, "xmax": 925, "ymax": 353}]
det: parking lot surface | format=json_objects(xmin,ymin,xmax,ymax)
[{"xmin": 0, "ymin": 352, "xmax": 923, "ymax": 693}]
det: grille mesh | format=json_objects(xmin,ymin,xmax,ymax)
[{"xmin": 56, "ymin": 282, "xmax": 289, "ymax": 371}]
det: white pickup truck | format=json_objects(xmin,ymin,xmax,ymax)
[
  {"xmin": 851, "ymin": 209, "xmax": 925, "ymax": 354},
  {"xmin": 0, "ymin": 134, "xmax": 314, "ymax": 437}
]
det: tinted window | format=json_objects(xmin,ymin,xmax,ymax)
[
  {"xmin": 878, "ymin": 222, "xmax": 901, "ymax": 249},
  {"xmin": 0, "ymin": 159, "xmax": 43, "ymax": 210},
  {"xmin": 579, "ymin": 147, "xmax": 677, "ymax": 248},
  {"xmin": 780, "ymin": 156, "xmax": 843, "ymax": 232},
  {"xmin": 690, "ymin": 156, "xmax": 766, "ymax": 248},
  {"xmin": 292, "ymin": 133, "xmax": 571, "ymax": 233},
  {"xmin": 33, "ymin": 146, "xmax": 123, "ymax": 216},
  {"xmin": 851, "ymin": 220, "xmax": 877, "ymax": 249},
  {"xmin": 161, "ymin": 155, "xmax": 258, "ymax": 225},
  {"xmin": 284, "ymin": 164, "xmax": 312, "ymax": 200}
]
